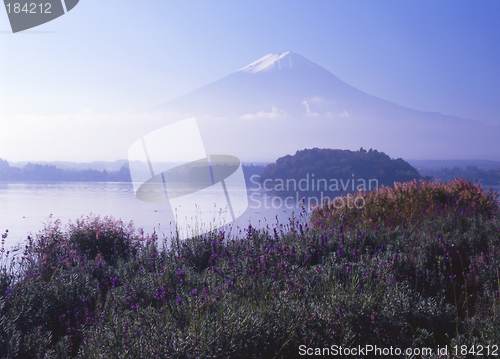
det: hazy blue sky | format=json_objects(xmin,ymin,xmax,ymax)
[{"xmin": 1, "ymin": 0, "xmax": 499, "ymax": 161}]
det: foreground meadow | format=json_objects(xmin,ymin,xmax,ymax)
[{"xmin": 0, "ymin": 179, "xmax": 499, "ymax": 358}]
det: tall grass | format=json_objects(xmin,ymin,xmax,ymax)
[
  {"xmin": 0, "ymin": 179, "xmax": 498, "ymax": 358},
  {"xmin": 311, "ymin": 178, "xmax": 499, "ymax": 230}
]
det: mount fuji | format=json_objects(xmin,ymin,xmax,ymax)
[{"xmin": 151, "ymin": 52, "xmax": 500, "ymax": 162}]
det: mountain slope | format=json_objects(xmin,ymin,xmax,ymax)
[{"xmin": 151, "ymin": 52, "xmax": 500, "ymax": 162}]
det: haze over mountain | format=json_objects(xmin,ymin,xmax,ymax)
[{"xmin": 151, "ymin": 52, "xmax": 500, "ymax": 162}]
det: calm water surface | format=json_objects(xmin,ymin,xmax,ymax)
[
  {"xmin": 0, "ymin": 181, "xmax": 306, "ymax": 249},
  {"xmin": 1, "ymin": 182, "xmax": 499, "ymax": 250}
]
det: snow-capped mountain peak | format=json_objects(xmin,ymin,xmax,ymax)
[
  {"xmin": 238, "ymin": 51, "xmax": 318, "ymax": 73},
  {"xmin": 152, "ymin": 51, "xmax": 500, "ymax": 161}
]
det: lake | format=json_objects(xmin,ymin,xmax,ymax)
[
  {"xmin": 0, "ymin": 181, "xmax": 310, "ymax": 250},
  {"xmin": 1, "ymin": 182, "xmax": 499, "ymax": 250}
]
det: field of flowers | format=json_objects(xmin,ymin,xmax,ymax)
[{"xmin": 0, "ymin": 179, "xmax": 499, "ymax": 358}]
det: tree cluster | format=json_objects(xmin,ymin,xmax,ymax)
[
  {"xmin": 259, "ymin": 147, "xmax": 420, "ymax": 188},
  {"xmin": 0, "ymin": 158, "xmax": 265, "ymax": 183},
  {"xmin": 0, "ymin": 159, "xmax": 131, "ymax": 182},
  {"xmin": 419, "ymin": 165, "xmax": 500, "ymax": 185}
]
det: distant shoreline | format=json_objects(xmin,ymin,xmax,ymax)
[{"xmin": 2, "ymin": 158, "xmax": 500, "ymax": 185}]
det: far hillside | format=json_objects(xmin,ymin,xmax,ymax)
[
  {"xmin": 416, "ymin": 165, "xmax": 500, "ymax": 186},
  {"xmin": 257, "ymin": 148, "xmax": 421, "ymax": 192},
  {"xmin": 0, "ymin": 158, "xmax": 265, "ymax": 183}
]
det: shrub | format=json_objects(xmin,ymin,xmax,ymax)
[{"xmin": 67, "ymin": 214, "xmax": 140, "ymax": 263}]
